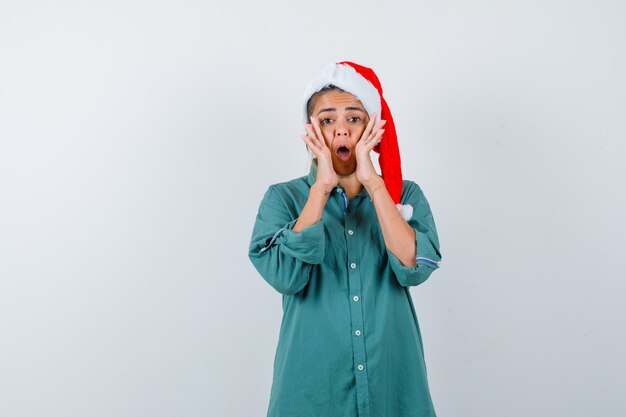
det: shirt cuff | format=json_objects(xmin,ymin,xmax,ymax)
[
  {"xmin": 258, "ymin": 217, "xmax": 325, "ymax": 265},
  {"xmin": 387, "ymin": 226, "xmax": 441, "ymax": 287}
]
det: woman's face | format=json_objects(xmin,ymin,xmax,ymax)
[{"xmin": 309, "ymin": 90, "xmax": 370, "ymax": 176}]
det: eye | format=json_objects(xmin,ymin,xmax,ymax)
[
  {"xmin": 348, "ymin": 116, "xmax": 361, "ymax": 123},
  {"xmin": 321, "ymin": 118, "xmax": 334, "ymax": 125}
]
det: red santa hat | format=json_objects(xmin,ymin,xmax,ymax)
[{"xmin": 302, "ymin": 61, "xmax": 413, "ymax": 221}]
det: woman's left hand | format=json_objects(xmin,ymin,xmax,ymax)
[{"xmin": 355, "ymin": 112, "xmax": 386, "ymax": 187}]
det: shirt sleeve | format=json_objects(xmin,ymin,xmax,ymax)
[
  {"xmin": 387, "ymin": 181, "xmax": 442, "ymax": 287},
  {"xmin": 248, "ymin": 185, "xmax": 325, "ymax": 295}
]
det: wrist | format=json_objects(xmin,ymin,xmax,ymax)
[
  {"xmin": 363, "ymin": 176, "xmax": 385, "ymax": 193},
  {"xmin": 312, "ymin": 182, "xmax": 333, "ymax": 198}
]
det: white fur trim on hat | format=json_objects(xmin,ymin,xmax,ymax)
[
  {"xmin": 303, "ymin": 62, "xmax": 382, "ymax": 125},
  {"xmin": 396, "ymin": 204, "xmax": 414, "ymax": 221}
]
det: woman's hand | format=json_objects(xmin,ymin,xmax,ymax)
[
  {"xmin": 355, "ymin": 112, "xmax": 386, "ymax": 187},
  {"xmin": 301, "ymin": 117, "xmax": 338, "ymax": 191}
]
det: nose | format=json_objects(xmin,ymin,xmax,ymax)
[{"xmin": 335, "ymin": 121, "xmax": 349, "ymax": 137}]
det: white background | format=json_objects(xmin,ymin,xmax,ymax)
[{"xmin": 1, "ymin": 1, "xmax": 625, "ymax": 416}]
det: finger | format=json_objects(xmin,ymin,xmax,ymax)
[
  {"xmin": 304, "ymin": 124, "xmax": 323, "ymax": 150},
  {"xmin": 367, "ymin": 119, "xmax": 387, "ymax": 143},
  {"xmin": 355, "ymin": 129, "xmax": 380, "ymax": 154},
  {"xmin": 301, "ymin": 134, "xmax": 315, "ymax": 152},
  {"xmin": 310, "ymin": 116, "xmax": 329, "ymax": 150},
  {"xmin": 367, "ymin": 129, "xmax": 385, "ymax": 150},
  {"xmin": 304, "ymin": 123, "xmax": 320, "ymax": 148},
  {"xmin": 366, "ymin": 118, "xmax": 387, "ymax": 145},
  {"xmin": 304, "ymin": 124, "xmax": 321, "ymax": 149},
  {"xmin": 302, "ymin": 128, "xmax": 321, "ymax": 151},
  {"xmin": 358, "ymin": 112, "xmax": 379, "ymax": 145},
  {"xmin": 365, "ymin": 112, "xmax": 378, "ymax": 136},
  {"xmin": 375, "ymin": 118, "xmax": 387, "ymax": 133},
  {"xmin": 301, "ymin": 135, "xmax": 322, "ymax": 159}
]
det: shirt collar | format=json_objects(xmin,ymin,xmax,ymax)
[{"xmin": 306, "ymin": 160, "xmax": 369, "ymax": 199}]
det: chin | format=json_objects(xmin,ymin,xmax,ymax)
[{"xmin": 333, "ymin": 160, "xmax": 357, "ymax": 176}]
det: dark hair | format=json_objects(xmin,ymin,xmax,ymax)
[{"xmin": 305, "ymin": 84, "xmax": 345, "ymax": 120}]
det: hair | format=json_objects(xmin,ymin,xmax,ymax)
[{"xmin": 306, "ymin": 84, "xmax": 345, "ymax": 120}]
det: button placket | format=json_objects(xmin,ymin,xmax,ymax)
[
  {"xmin": 344, "ymin": 210, "xmax": 371, "ymax": 417},
  {"xmin": 335, "ymin": 187, "xmax": 345, "ymax": 207}
]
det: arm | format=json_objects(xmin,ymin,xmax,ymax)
[
  {"xmin": 365, "ymin": 177, "xmax": 417, "ymax": 267},
  {"xmin": 248, "ymin": 185, "xmax": 327, "ymax": 295},
  {"xmin": 293, "ymin": 183, "xmax": 331, "ymax": 232},
  {"xmin": 366, "ymin": 178, "xmax": 442, "ymax": 287}
]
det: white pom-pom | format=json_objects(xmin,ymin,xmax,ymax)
[{"xmin": 396, "ymin": 204, "xmax": 413, "ymax": 221}]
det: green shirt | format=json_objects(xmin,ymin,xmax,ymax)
[{"xmin": 248, "ymin": 161, "xmax": 443, "ymax": 417}]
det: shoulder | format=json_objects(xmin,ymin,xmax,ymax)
[
  {"xmin": 400, "ymin": 178, "xmax": 434, "ymax": 206},
  {"xmin": 264, "ymin": 175, "xmax": 310, "ymax": 205},
  {"xmin": 269, "ymin": 174, "xmax": 308, "ymax": 190},
  {"xmin": 400, "ymin": 178, "xmax": 423, "ymax": 197}
]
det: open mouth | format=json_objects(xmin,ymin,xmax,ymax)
[{"xmin": 336, "ymin": 146, "xmax": 351, "ymax": 161}]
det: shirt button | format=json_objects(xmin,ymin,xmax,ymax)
[
  {"xmin": 347, "ymin": 229, "xmax": 354, "ymax": 235},
  {"xmin": 357, "ymin": 364, "xmax": 364, "ymax": 371},
  {"xmin": 336, "ymin": 188, "xmax": 343, "ymax": 193},
  {"xmin": 355, "ymin": 329, "xmax": 361, "ymax": 336},
  {"xmin": 353, "ymin": 295, "xmax": 359, "ymax": 302},
  {"xmin": 350, "ymin": 262, "xmax": 357, "ymax": 269}
]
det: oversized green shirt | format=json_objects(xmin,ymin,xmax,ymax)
[{"xmin": 248, "ymin": 161, "xmax": 443, "ymax": 417}]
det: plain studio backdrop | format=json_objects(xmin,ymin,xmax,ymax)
[{"xmin": 1, "ymin": 1, "xmax": 625, "ymax": 416}]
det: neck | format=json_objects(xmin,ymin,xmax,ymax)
[
  {"xmin": 311, "ymin": 159, "xmax": 363, "ymax": 199},
  {"xmin": 338, "ymin": 172, "xmax": 363, "ymax": 199}
]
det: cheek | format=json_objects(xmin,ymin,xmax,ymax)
[
  {"xmin": 321, "ymin": 126, "xmax": 334, "ymax": 143},
  {"xmin": 354, "ymin": 125, "xmax": 367, "ymax": 140}
]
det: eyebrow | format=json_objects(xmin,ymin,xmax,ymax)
[{"xmin": 316, "ymin": 106, "xmax": 366, "ymax": 115}]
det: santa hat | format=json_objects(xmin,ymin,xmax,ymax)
[{"xmin": 302, "ymin": 61, "xmax": 413, "ymax": 221}]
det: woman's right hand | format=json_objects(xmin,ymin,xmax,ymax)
[{"xmin": 301, "ymin": 117, "xmax": 338, "ymax": 192}]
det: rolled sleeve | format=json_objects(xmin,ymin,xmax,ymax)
[
  {"xmin": 248, "ymin": 185, "xmax": 325, "ymax": 295},
  {"xmin": 388, "ymin": 182, "xmax": 442, "ymax": 287},
  {"xmin": 257, "ymin": 216, "xmax": 325, "ymax": 265}
]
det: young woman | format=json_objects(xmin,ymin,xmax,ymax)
[{"xmin": 248, "ymin": 61, "xmax": 443, "ymax": 417}]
